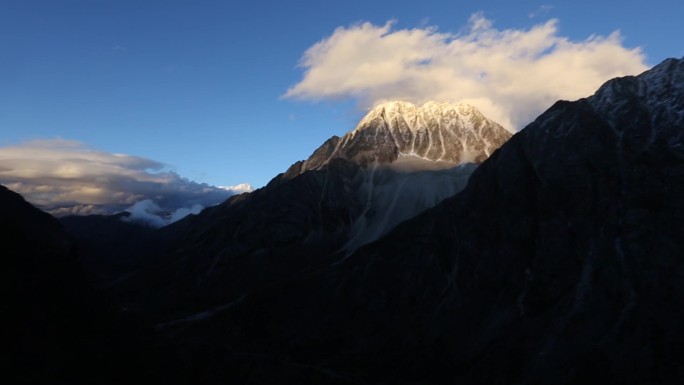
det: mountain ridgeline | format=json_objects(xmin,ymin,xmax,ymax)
[{"xmin": 7, "ymin": 57, "xmax": 684, "ymax": 384}]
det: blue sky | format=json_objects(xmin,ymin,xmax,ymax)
[{"xmin": 0, "ymin": 0, "xmax": 682, "ymax": 212}]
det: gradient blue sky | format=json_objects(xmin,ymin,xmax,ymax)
[{"xmin": 1, "ymin": 0, "xmax": 682, "ymax": 189}]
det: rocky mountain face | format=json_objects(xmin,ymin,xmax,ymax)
[
  {"xmin": 286, "ymin": 101, "xmax": 510, "ymax": 173},
  {"xmin": 203, "ymin": 57, "xmax": 684, "ymax": 384}
]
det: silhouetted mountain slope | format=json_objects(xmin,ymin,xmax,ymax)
[
  {"xmin": 0, "ymin": 185, "xmax": 178, "ymax": 384},
  {"xmin": 60, "ymin": 212, "xmax": 158, "ymax": 286},
  {"xmin": 1, "ymin": 184, "xmax": 93, "ymax": 381}
]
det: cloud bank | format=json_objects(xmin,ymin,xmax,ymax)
[
  {"xmin": 285, "ymin": 13, "xmax": 648, "ymax": 130},
  {"xmin": 0, "ymin": 139, "xmax": 250, "ymax": 225},
  {"xmin": 219, "ymin": 183, "xmax": 253, "ymax": 194},
  {"xmin": 121, "ymin": 199, "xmax": 206, "ymax": 228}
]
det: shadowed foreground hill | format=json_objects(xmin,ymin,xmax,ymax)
[{"xmin": 0, "ymin": 185, "xmax": 177, "ymax": 384}]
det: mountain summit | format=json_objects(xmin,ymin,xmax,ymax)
[
  {"xmin": 352, "ymin": 101, "xmax": 509, "ymax": 162},
  {"xmin": 290, "ymin": 101, "xmax": 511, "ymax": 175}
]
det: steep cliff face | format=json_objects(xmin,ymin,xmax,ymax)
[{"xmin": 205, "ymin": 57, "xmax": 684, "ymax": 384}]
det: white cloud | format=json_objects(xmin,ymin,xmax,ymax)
[
  {"xmin": 121, "ymin": 199, "xmax": 205, "ymax": 228},
  {"xmin": 0, "ymin": 139, "xmax": 245, "ymax": 219},
  {"xmin": 123, "ymin": 199, "xmax": 168, "ymax": 228},
  {"xmin": 285, "ymin": 13, "xmax": 648, "ymax": 131},
  {"xmin": 219, "ymin": 183, "xmax": 253, "ymax": 194}
]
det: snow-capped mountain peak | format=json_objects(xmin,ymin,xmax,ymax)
[
  {"xmin": 355, "ymin": 100, "xmax": 485, "ymax": 134},
  {"xmin": 295, "ymin": 101, "xmax": 512, "ymax": 173}
]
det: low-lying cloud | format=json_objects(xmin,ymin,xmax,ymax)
[
  {"xmin": 0, "ymin": 139, "xmax": 251, "ymax": 225},
  {"xmin": 219, "ymin": 183, "xmax": 253, "ymax": 194},
  {"xmin": 122, "ymin": 199, "xmax": 205, "ymax": 228},
  {"xmin": 285, "ymin": 13, "xmax": 648, "ymax": 130}
]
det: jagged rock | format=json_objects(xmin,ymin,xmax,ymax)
[{"xmin": 294, "ymin": 101, "xmax": 511, "ymax": 172}]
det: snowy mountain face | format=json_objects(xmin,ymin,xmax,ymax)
[
  {"xmin": 294, "ymin": 101, "xmax": 511, "ymax": 171},
  {"xmin": 286, "ymin": 101, "xmax": 512, "ymax": 249}
]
